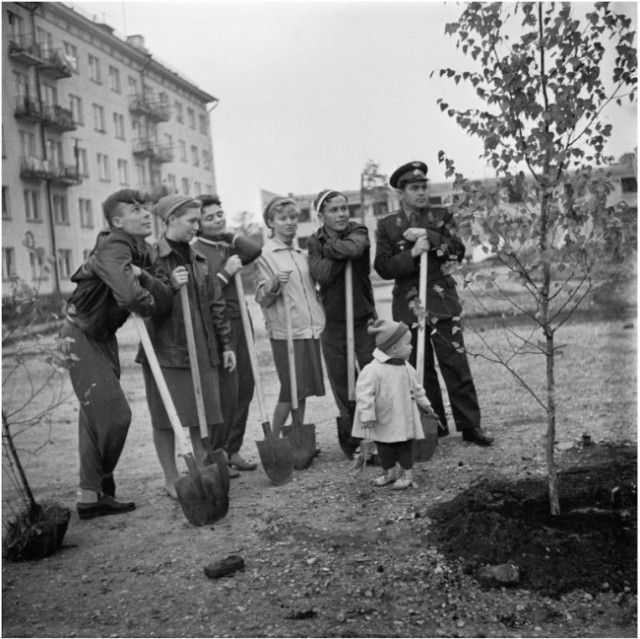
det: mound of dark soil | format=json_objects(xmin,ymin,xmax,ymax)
[{"xmin": 428, "ymin": 443, "xmax": 636, "ymax": 597}]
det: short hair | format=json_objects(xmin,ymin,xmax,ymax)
[
  {"xmin": 313, "ymin": 189, "xmax": 346, "ymax": 214},
  {"xmin": 263, "ymin": 197, "xmax": 296, "ymax": 237},
  {"xmin": 102, "ymin": 189, "xmax": 143, "ymax": 226},
  {"xmin": 197, "ymin": 193, "xmax": 222, "ymax": 209}
]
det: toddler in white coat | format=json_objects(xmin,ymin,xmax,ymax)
[{"xmin": 351, "ymin": 318, "xmax": 433, "ymax": 489}]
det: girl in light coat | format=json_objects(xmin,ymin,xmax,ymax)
[{"xmin": 352, "ymin": 319, "xmax": 433, "ymax": 489}]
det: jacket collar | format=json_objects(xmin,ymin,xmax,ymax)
[
  {"xmin": 157, "ymin": 234, "xmax": 205, "ymax": 262},
  {"xmin": 263, "ymin": 236, "xmax": 302, "ymax": 253},
  {"xmin": 372, "ymin": 348, "xmax": 407, "ymax": 366},
  {"xmin": 316, "ymin": 221, "xmax": 360, "ymax": 241}
]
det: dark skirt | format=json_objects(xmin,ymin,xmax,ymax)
[
  {"xmin": 142, "ymin": 363, "xmax": 222, "ymax": 430},
  {"xmin": 271, "ymin": 338, "xmax": 325, "ymax": 402}
]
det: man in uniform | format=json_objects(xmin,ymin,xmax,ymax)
[
  {"xmin": 62, "ymin": 189, "xmax": 174, "ymax": 519},
  {"xmin": 374, "ymin": 161, "xmax": 493, "ymax": 446}
]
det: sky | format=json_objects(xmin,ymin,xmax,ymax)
[{"xmin": 72, "ymin": 1, "xmax": 637, "ymax": 224}]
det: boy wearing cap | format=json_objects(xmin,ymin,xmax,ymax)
[
  {"xmin": 61, "ymin": 189, "xmax": 174, "ymax": 519},
  {"xmin": 307, "ymin": 189, "xmax": 376, "ymax": 458},
  {"xmin": 351, "ymin": 319, "xmax": 432, "ymax": 489},
  {"xmin": 374, "ymin": 161, "xmax": 493, "ymax": 446}
]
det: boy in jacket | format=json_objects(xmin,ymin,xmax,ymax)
[
  {"xmin": 61, "ymin": 189, "xmax": 174, "ymax": 519},
  {"xmin": 307, "ymin": 189, "xmax": 376, "ymax": 458}
]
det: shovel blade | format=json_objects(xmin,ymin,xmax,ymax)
[
  {"xmin": 281, "ymin": 423, "xmax": 316, "ymax": 470},
  {"xmin": 414, "ymin": 411, "xmax": 439, "ymax": 463},
  {"xmin": 256, "ymin": 437, "xmax": 294, "ymax": 485},
  {"xmin": 336, "ymin": 414, "xmax": 361, "ymax": 459}
]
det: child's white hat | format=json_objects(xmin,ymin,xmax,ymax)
[{"xmin": 367, "ymin": 318, "xmax": 410, "ymax": 353}]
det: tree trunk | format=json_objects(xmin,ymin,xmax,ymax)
[{"xmin": 545, "ymin": 331, "xmax": 560, "ymax": 515}]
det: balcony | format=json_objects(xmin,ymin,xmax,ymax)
[
  {"xmin": 152, "ymin": 145, "xmax": 174, "ymax": 164},
  {"xmin": 8, "ymin": 34, "xmax": 43, "ymax": 66},
  {"xmin": 132, "ymin": 140, "xmax": 174, "ymax": 163},
  {"xmin": 51, "ymin": 164, "xmax": 82, "ymax": 186},
  {"xmin": 138, "ymin": 183, "xmax": 170, "ymax": 202},
  {"xmin": 42, "ymin": 105, "xmax": 77, "ymax": 132},
  {"xmin": 129, "ymin": 95, "xmax": 171, "ymax": 122},
  {"xmin": 19, "ymin": 157, "xmax": 82, "ymax": 186},
  {"xmin": 38, "ymin": 47, "xmax": 74, "ymax": 79},
  {"xmin": 14, "ymin": 96, "xmax": 43, "ymax": 124}
]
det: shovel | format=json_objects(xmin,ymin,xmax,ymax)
[
  {"xmin": 235, "ymin": 273, "xmax": 293, "ymax": 485},
  {"xmin": 280, "ymin": 285, "xmax": 317, "ymax": 470},
  {"xmin": 132, "ymin": 313, "xmax": 227, "ymax": 526},
  {"xmin": 414, "ymin": 250, "xmax": 438, "ymax": 462},
  {"xmin": 179, "ymin": 285, "xmax": 230, "ymax": 517},
  {"xmin": 337, "ymin": 260, "xmax": 363, "ymax": 459}
]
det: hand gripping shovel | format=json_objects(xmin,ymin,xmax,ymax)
[
  {"xmin": 178, "ymin": 285, "xmax": 229, "ymax": 519},
  {"xmin": 132, "ymin": 313, "xmax": 226, "ymax": 526},
  {"xmin": 414, "ymin": 251, "xmax": 439, "ymax": 462},
  {"xmin": 235, "ymin": 273, "xmax": 293, "ymax": 485},
  {"xmin": 280, "ymin": 285, "xmax": 317, "ymax": 470},
  {"xmin": 337, "ymin": 260, "xmax": 363, "ymax": 459}
]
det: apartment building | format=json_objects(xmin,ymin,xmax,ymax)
[{"xmin": 2, "ymin": 2, "xmax": 218, "ymax": 295}]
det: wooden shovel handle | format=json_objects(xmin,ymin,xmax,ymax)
[
  {"xmin": 234, "ymin": 272, "xmax": 269, "ymax": 424},
  {"xmin": 345, "ymin": 261, "xmax": 355, "ymax": 402},
  {"xmin": 416, "ymin": 252, "xmax": 428, "ymax": 386},
  {"xmin": 282, "ymin": 285, "xmax": 299, "ymax": 416},
  {"xmin": 179, "ymin": 285, "xmax": 208, "ymax": 440},
  {"xmin": 132, "ymin": 313, "xmax": 189, "ymax": 457}
]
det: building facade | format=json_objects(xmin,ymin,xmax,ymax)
[{"xmin": 2, "ymin": 2, "xmax": 218, "ymax": 295}]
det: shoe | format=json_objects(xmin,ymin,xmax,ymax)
[
  {"xmin": 462, "ymin": 428, "xmax": 494, "ymax": 446},
  {"xmin": 228, "ymin": 454, "xmax": 258, "ymax": 471},
  {"xmin": 373, "ymin": 466, "xmax": 401, "ymax": 487},
  {"xmin": 164, "ymin": 483, "xmax": 178, "ymax": 500},
  {"xmin": 101, "ymin": 475, "xmax": 115, "ymax": 497},
  {"xmin": 391, "ymin": 469, "xmax": 415, "ymax": 490},
  {"xmin": 77, "ymin": 494, "xmax": 136, "ymax": 520},
  {"xmin": 228, "ymin": 466, "xmax": 240, "ymax": 479}
]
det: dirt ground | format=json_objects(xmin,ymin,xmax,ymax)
[{"xmin": 2, "ymin": 291, "xmax": 637, "ymax": 638}]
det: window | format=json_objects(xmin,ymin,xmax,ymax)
[
  {"xmin": 191, "ymin": 145, "xmax": 199, "ymax": 167},
  {"xmin": 187, "ymin": 108, "xmax": 196, "ymax": 130},
  {"xmin": 29, "ymin": 250, "xmax": 46, "ymax": 281},
  {"xmin": 131, "ymin": 115, "xmax": 140, "ymax": 135},
  {"xmin": 19, "ymin": 131, "xmax": 36, "ymax": 157},
  {"xmin": 135, "ymin": 159, "xmax": 146, "ymax": 186},
  {"xmin": 24, "ymin": 189, "xmax": 41, "ymax": 222},
  {"xmin": 202, "ymin": 150, "xmax": 212, "ymax": 171},
  {"xmin": 299, "ymin": 208, "xmax": 311, "ymax": 223},
  {"xmin": 128, "ymin": 76, "xmax": 138, "ymax": 96},
  {"xmin": 47, "ymin": 138, "xmax": 64, "ymax": 168},
  {"xmin": 35, "ymin": 27, "xmax": 53, "ymax": 55},
  {"xmin": 79, "ymin": 198, "xmax": 93, "ymax": 228},
  {"xmin": 175, "ymin": 101, "xmax": 183, "ymax": 123},
  {"xmin": 108, "ymin": 65, "xmax": 121, "ymax": 93},
  {"xmin": 117, "ymin": 159, "xmax": 129, "ymax": 185},
  {"xmin": 194, "ymin": 181, "xmax": 202, "ymax": 195},
  {"xmin": 14, "ymin": 71, "xmax": 30, "ymax": 103},
  {"xmin": 93, "ymin": 104, "xmax": 105, "ymax": 132},
  {"xmin": 164, "ymin": 133, "xmax": 173, "ymax": 148},
  {"xmin": 181, "ymin": 177, "xmax": 190, "ymax": 195},
  {"xmin": 167, "ymin": 174, "xmax": 177, "ymax": 192},
  {"xmin": 63, "ymin": 42, "xmax": 78, "ymax": 72},
  {"xmin": 2, "ymin": 187, "xmax": 11, "ymax": 220},
  {"xmin": 199, "ymin": 113, "xmax": 208, "ymax": 135},
  {"xmin": 69, "ymin": 94, "xmax": 84, "ymax": 125},
  {"xmin": 77, "ymin": 148, "xmax": 89, "ymax": 176},
  {"xmin": 57, "ymin": 249, "xmax": 72, "ymax": 279},
  {"xmin": 42, "ymin": 83, "xmax": 58, "ymax": 107},
  {"xmin": 52, "ymin": 193, "xmax": 69, "ymax": 224},
  {"xmin": 97, "ymin": 153, "xmax": 110, "ymax": 181},
  {"xmin": 143, "ymin": 84, "xmax": 155, "ymax": 101},
  {"xmin": 7, "ymin": 11, "xmax": 24, "ymax": 41},
  {"xmin": 113, "ymin": 112, "xmax": 125, "ymax": 140},
  {"xmin": 2, "ymin": 248, "xmax": 16, "ymax": 280},
  {"xmin": 83, "ymin": 249, "xmax": 92, "ymax": 261},
  {"xmin": 88, "ymin": 54, "xmax": 101, "ymax": 83},
  {"xmin": 621, "ymin": 177, "xmax": 637, "ymax": 193},
  {"xmin": 205, "ymin": 184, "xmax": 213, "ymax": 194},
  {"xmin": 159, "ymin": 91, "xmax": 168, "ymax": 104},
  {"xmin": 179, "ymin": 140, "xmax": 187, "ymax": 162}
]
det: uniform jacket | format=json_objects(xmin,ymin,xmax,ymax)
[
  {"xmin": 307, "ymin": 222, "xmax": 376, "ymax": 321},
  {"xmin": 66, "ymin": 228, "xmax": 173, "ymax": 341},
  {"xmin": 193, "ymin": 233, "xmax": 262, "ymax": 319},
  {"xmin": 351, "ymin": 348, "xmax": 429, "ymax": 442},
  {"xmin": 255, "ymin": 237, "xmax": 325, "ymax": 340},
  {"xmin": 374, "ymin": 206, "xmax": 466, "ymax": 323},
  {"xmin": 136, "ymin": 235, "xmax": 231, "ymax": 369}
]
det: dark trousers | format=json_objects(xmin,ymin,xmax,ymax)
[
  {"xmin": 320, "ymin": 315, "xmax": 376, "ymax": 418},
  {"xmin": 61, "ymin": 322, "xmax": 132, "ymax": 493},
  {"xmin": 217, "ymin": 316, "xmax": 254, "ymax": 456},
  {"xmin": 410, "ymin": 318, "xmax": 480, "ymax": 434},
  {"xmin": 376, "ymin": 440, "xmax": 414, "ymax": 470}
]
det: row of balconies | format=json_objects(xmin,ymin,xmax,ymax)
[
  {"xmin": 20, "ymin": 156, "xmax": 82, "ymax": 186},
  {"xmin": 8, "ymin": 35, "xmax": 74, "ymax": 79},
  {"xmin": 132, "ymin": 138, "xmax": 174, "ymax": 163},
  {"xmin": 15, "ymin": 97, "xmax": 77, "ymax": 132},
  {"xmin": 129, "ymin": 95, "xmax": 171, "ymax": 122}
]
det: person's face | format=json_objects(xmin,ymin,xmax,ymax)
[
  {"xmin": 200, "ymin": 204, "xmax": 226, "ymax": 235},
  {"xmin": 400, "ymin": 180, "xmax": 428, "ymax": 209},
  {"xmin": 319, "ymin": 195, "xmax": 349, "ymax": 234},
  {"xmin": 269, "ymin": 205, "xmax": 299, "ymax": 241},
  {"xmin": 112, "ymin": 202, "xmax": 153, "ymax": 237},
  {"xmin": 391, "ymin": 331, "xmax": 413, "ymax": 361},
  {"xmin": 168, "ymin": 209, "xmax": 201, "ymax": 243}
]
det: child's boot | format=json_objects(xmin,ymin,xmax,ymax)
[
  {"xmin": 373, "ymin": 465, "xmax": 400, "ymax": 487},
  {"xmin": 391, "ymin": 468, "xmax": 415, "ymax": 490}
]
